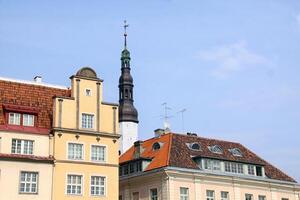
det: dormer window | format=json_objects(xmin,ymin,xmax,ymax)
[
  {"xmin": 229, "ymin": 148, "xmax": 243, "ymax": 157},
  {"xmin": 189, "ymin": 143, "xmax": 201, "ymax": 151},
  {"xmin": 209, "ymin": 145, "xmax": 223, "ymax": 154},
  {"xmin": 8, "ymin": 112, "xmax": 35, "ymax": 127},
  {"xmin": 152, "ymin": 142, "xmax": 161, "ymax": 151},
  {"xmin": 85, "ymin": 89, "xmax": 92, "ymax": 96},
  {"xmin": 9, "ymin": 113, "xmax": 21, "ymax": 125}
]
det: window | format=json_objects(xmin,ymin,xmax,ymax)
[
  {"xmin": 91, "ymin": 145, "xmax": 105, "ymax": 162},
  {"xmin": 23, "ymin": 114, "xmax": 34, "ymax": 127},
  {"xmin": 129, "ymin": 163, "xmax": 135, "ymax": 173},
  {"xmin": 85, "ymin": 89, "xmax": 92, "ymax": 96},
  {"xmin": 209, "ymin": 145, "xmax": 223, "ymax": 154},
  {"xmin": 9, "ymin": 112, "xmax": 21, "ymax": 125},
  {"xmin": 281, "ymin": 198, "xmax": 289, "ymax": 200},
  {"xmin": 152, "ymin": 142, "xmax": 160, "ymax": 150},
  {"xmin": 190, "ymin": 143, "xmax": 201, "ymax": 151},
  {"xmin": 221, "ymin": 192, "xmax": 229, "ymax": 200},
  {"xmin": 206, "ymin": 190, "xmax": 215, "ymax": 200},
  {"xmin": 66, "ymin": 175, "xmax": 82, "ymax": 195},
  {"xmin": 132, "ymin": 192, "xmax": 139, "ymax": 200},
  {"xmin": 12, "ymin": 139, "xmax": 33, "ymax": 155},
  {"xmin": 137, "ymin": 161, "xmax": 142, "ymax": 172},
  {"xmin": 256, "ymin": 166, "xmax": 263, "ymax": 176},
  {"xmin": 231, "ymin": 163, "xmax": 237, "ymax": 173},
  {"xmin": 245, "ymin": 194, "xmax": 253, "ymax": 200},
  {"xmin": 124, "ymin": 165, "xmax": 129, "ymax": 175},
  {"xmin": 259, "ymin": 195, "xmax": 266, "ymax": 200},
  {"xmin": 248, "ymin": 165, "xmax": 255, "ymax": 175},
  {"xmin": 91, "ymin": 176, "xmax": 105, "ymax": 196},
  {"xmin": 19, "ymin": 172, "xmax": 38, "ymax": 194},
  {"xmin": 150, "ymin": 188, "xmax": 158, "ymax": 200},
  {"xmin": 212, "ymin": 160, "xmax": 221, "ymax": 171},
  {"xmin": 204, "ymin": 159, "xmax": 212, "ymax": 170},
  {"xmin": 180, "ymin": 187, "xmax": 189, "ymax": 200},
  {"xmin": 68, "ymin": 143, "xmax": 83, "ymax": 160},
  {"xmin": 229, "ymin": 148, "xmax": 243, "ymax": 157},
  {"xmin": 119, "ymin": 195, "xmax": 123, "ymax": 200},
  {"xmin": 82, "ymin": 114, "xmax": 94, "ymax": 129},
  {"xmin": 225, "ymin": 162, "xmax": 231, "ymax": 172},
  {"xmin": 237, "ymin": 164, "xmax": 244, "ymax": 174}
]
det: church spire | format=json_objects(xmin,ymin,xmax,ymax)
[{"xmin": 118, "ymin": 21, "xmax": 138, "ymax": 123}]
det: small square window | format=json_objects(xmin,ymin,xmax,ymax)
[{"xmin": 85, "ymin": 89, "xmax": 92, "ymax": 96}]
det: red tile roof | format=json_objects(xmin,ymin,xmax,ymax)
[
  {"xmin": 0, "ymin": 79, "xmax": 70, "ymax": 133},
  {"xmin": 119, "ymin": 132, "xmax": 296, "ymax": 183},
  {"xmin": 0, "ymin": 153, "xmax": 54, "ymax": 163}
]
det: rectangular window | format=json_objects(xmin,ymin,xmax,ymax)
[
  {"xmin": 221, "ymin": 191, "xmax": 229, "ymax": 200},
  {"xmin": 256, "ymin": 166, "xmax": 263, "ymax": 176},
  {"xmin": 150, "ymin": 188, "xmax": 158, "ymax": 200},
  {"xmin": 23, "ymin": 114, "xmax": 34, "ymax": 127},
  {"xmin": 180, "ymin": 187, "xmax": 189, "ymax": 200},
  {"xmin": 9, "ymin": 112, "xmax": 21, "ymax": 125},
  {"xmin": 68, "ymin": 143, "xmax": 83, "ymax": 160},
  {"xmin": 124, "ymin": 165, "xmax": 129, "ymax": 175},
  {"xmin": 137, "ymin": 161, "xmax": 142, "ymax": 172},
  {"xmin": 259, "ymin": 195, "xmax": 266, "ymax": 200},
  {"xmin": 231, "ymin": 163, "xmax": 237, "ymax": 173},
  {"xmin": 91, "ymin": 176, "xmax": 105, "ymax": 196},
  {"xmin": 66, "ymin": 175, "xmax": 82, "ymax": 195},
  {"xmin": 248, "ymin": 165, "xmax": 255, "ymax": 175},
  {"xmin": 245, "ymin": 194, "xmax": 253, "ymax": 200},
  {"xmin": 12, "ymin": 139, "xmax": 33, "ymax": 155},
  {"xmin": 237, "ymin": 164, "xmax": 244, "ymax": 174},
  {"xmin": 281, "ymin": 198, "xmax": 289, "ymax": 200},
  {"xmin": 129, "ymin": 163, "xmax": 135, "ymax": 173},
  {"xmin": 207, "ymin": 190, "xmax": 215, "ymax": 200},
  {"xmin": 204, "ymin": 159, "xmax": 212, "ymax": 170},
  {"xmin": 212, "ymin": 160, "xmax": 221, "ymax": 171},
  {"xmin": 82, "ymin": 114, "xmax": 94, "ymax": 129},
  {"xmin": 225, "ymin": 162, "xmax": 231, "ymax": 172},
  {"xmin": 19, "ymin": 171, "xmax": 38, "ymax": 194},
  {"xmin": 91, "ymin": 145, "xmax": 105, "ymax": 162}
]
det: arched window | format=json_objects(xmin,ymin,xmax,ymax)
[
  {"xmin": 209, "ymin": 145, "xmax": 223, "ymax": 154},
  {"xmin": 152, "ymin": 142, "xmax": 161, "ymax": 151},
  {"xmin": 125, "ymin": 89, "xmax": 128, "ymax": 98},
  {"xmin": 190, "ymin": 143, "xmax": 201, "ymax": 151},
  {"xmin": 229, "ymin": 148, "xmax": 243, "ymax": 157}
]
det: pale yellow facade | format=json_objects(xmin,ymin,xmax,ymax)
[
  {"xmin": 0, "ymin": 131, "xmax": 53, "ymax": 200},
  {"xmin": 51, "ymin": 69, "xmax": 120, "ymax": 200},
  {"xmin": 120, "ymin": 168, "xmax": 300, "ymax": 200}
]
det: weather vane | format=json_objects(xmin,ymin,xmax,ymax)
[{"xmin": 123, "ymin": 20, "xmax": 129, "ymax": 48}]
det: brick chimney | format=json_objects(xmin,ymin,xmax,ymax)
[{"xmin": 133, "ymin": 140, "xmax": 144, "ymax": 158}]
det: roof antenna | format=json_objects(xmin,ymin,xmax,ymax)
[
  {"xmin": 177, "ymin": 108, "xmax": 187, "ymax": 133},
  {"xmin": 162, "ymin": 102, "xmax": 172, "ymax": 130}
]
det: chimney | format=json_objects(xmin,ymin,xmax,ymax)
[
  {"xmin": 34, "ymin": 76, "xmax": 42, "ymax": 83},
  {"xmin": 134, "ymin": 140, "xmax": 144, "ymax": 158},
  {"xmin": 154, "ymin": 128, "xmax": 165, "ymax": 137}
]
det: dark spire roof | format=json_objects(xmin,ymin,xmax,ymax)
[{"xmin": 118, "ymin": 21, "xmax": 138, "ymax": 123}]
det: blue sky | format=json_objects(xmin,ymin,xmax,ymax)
[{"xmin": 1, "ymin": 0, "xmax": 300, "ymax": 182}]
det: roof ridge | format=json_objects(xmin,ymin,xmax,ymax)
[
  {"xmin": 171, "ymin": 132, "xmax": 241, "ymax": 145},
  {"xmin": 166, "ymin": 133, "xmax": 173, "ymax": 167}
]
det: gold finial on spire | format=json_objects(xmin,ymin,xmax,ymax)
[{"xmin": 123, "ymin": 20, "xmax": 129, "ymax": 49}]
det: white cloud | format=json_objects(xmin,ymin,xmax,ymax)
[{"xmin": 197, "ymin": 41, "xmax": 269, "ymax": 79}]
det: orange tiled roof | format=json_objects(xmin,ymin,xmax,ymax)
[{"xmin": 119, "ymin": 132, "xmax": 296, "ymax": 182}]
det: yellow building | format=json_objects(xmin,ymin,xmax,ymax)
[{"xmin": 51, "ymin": 67, "xmax": 120, "ymax": 200}]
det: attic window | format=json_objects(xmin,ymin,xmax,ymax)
[
  {"xmin": 229, "ymin": 148, "xmax": 243, "ymax": 157},
  {"xmin": 209, "ymin": 145, "xmax": 223, "ymax": 154},
  {"xmin": 152, "ymin": 142, "xmax": 161, "ymax": 151},
  {"xmin": 190, "ymin": 143, "xmax": 201, "ymax": 151}
]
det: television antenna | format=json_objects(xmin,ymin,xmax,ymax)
[{"xmin": 177, "ymin": 108, "xmax": 187, "ymax": 133}]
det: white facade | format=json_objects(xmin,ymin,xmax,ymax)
[{"xmin": 119, "ymin": 122, "xmax": 138, "ymax": 154}]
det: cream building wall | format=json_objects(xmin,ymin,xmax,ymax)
[
  {"xmin": 120, "ymin": 168, "xmax": 300, "ymax": 200},
  {"xmin": 0, "ymin": 161, "xmax": 53, "ymax": 200}
]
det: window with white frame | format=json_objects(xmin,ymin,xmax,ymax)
[
  {"xmin": 245, "ymin": 194, "xmax": 253, "ymax": 200},
  {"xmin": 12, "ymin": 139, "xmax": 33, "ymax": 155},
  {"xmin": 203, "ymin": 159, "xmax": 221, "ymax": 171},
  {"xmin": 259, "ymin": 195, "xmax": 266, "ymax": 200},
  {"xmin": 23, "ymin": 114, "xmax": 34, "ymax": 126},
  {"xmin": 19, "ymin": 171, "xmax": 38, "ymax": 194},
  {"xmin": 180, "ymin": 187, "xmax": 189, "ymax": 200},
  {"xmin": 91, "ymin": 145, "xmax": 105, "ymax": 162},
  {"xmin": 68, "ymin": 143, "xmax": 83, "ymax": 160},
  {"xmin": 225, "ymin": 162, "xmax": 231, "ymax": 172},
  {"xmin": 85, "ymin": 89, "xmax": 92, "ymax": 96},
  {"xmin": 150, "ymin": 188, "xmax": 158, "ymax": 200},
  {"xmin": 248, "ymin": 165, "xmax": 255, "ymax": 175},
  {"xmin": 221, "ymin": 191, "xmax": 229, "ymax": 200},
  {"xmin": 66, "ymin": 174, "xmax": 82, "ymax": 195},
  {"xmin": 224, "ymin": 161, "xmax": 244, "ymax": 174},
  {"xmin": 237, "ymin": 163, "xmax": 244, "ymax": 173},
  {"xmin": 9, "ymin": 112, "xmax": 21, "ymax": 125},
  {"xmin": 206, "ymin": 190, "xmax": 215, "ymax": 200},
  {"xmin": 82, "ymin": 113, "xmax": 94, "ymax": 129},
  {"xmin": 90, "ymin": 176, "xmax": 105, "ymax": 196}
]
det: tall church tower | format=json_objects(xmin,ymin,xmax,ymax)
[{"xmin": 119, "ymin": 21, "xmax": 138, "ymax": 154}]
